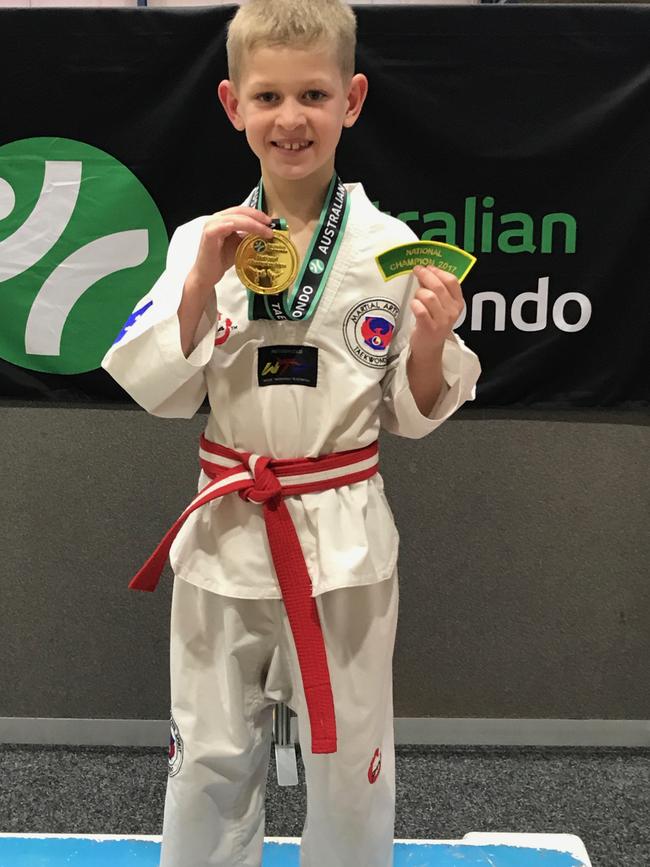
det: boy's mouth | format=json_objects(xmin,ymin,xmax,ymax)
[{"xmin": 272, "ymin": 140, "xmax": 313, "ymax": 151}]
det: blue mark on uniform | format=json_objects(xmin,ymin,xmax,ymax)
[
  {"xmin": 0, "ymin": 838, "xmax": 586, "ymax": 866},
  {"xmin": 113, "ymin": 299, "xmax": 153, "ymax": 344}
]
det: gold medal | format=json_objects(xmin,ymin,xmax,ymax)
[{"xmin": 235, "ymin": 218, "xmax": 299, "ymax": 295}]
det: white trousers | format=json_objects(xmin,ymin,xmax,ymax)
[{"xmin": 159, "ymin": 571, "xmax": 399, "ymax": 867}]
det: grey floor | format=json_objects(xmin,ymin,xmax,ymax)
[{"xmin": 1, "ymin": 744, "xmax": 649, "ymax": 867}]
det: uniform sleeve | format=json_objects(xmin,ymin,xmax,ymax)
[
  {"xmin": 379, "ymin": 276, "xmax": 481, "ymax": 439},
  {"xmin": 101, "ymin": 218, "xmax": 218, "ymax": 418}
]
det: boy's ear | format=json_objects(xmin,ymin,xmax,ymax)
[
  {"xmin": 343, "ymin": 73, "xmax": 369, "ymax": 128},
  {"xmin": 218, "ymin": 80, "xmax": 245, "ymax": 131}
]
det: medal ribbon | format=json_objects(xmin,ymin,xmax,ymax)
[{"xmin": 245, "ymin": 174, "xmax": 349, "ymax": 322}]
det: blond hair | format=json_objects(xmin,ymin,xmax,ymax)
[{"xmin": 227, "ymin": 0, "xmax": 357, "ymax": 86}]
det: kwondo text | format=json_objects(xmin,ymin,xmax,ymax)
[{"xmin": 377, "ymin": 196, "xmax": 590, "ymax": 333}]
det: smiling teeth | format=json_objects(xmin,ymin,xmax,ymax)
[{"xmin": 276, "ymin": 142, "xmax": 310, "ymax": 150}]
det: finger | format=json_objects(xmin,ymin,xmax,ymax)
[
  {"xmin": 411, "ymin": 298, "xmax": 432, "ymax": 321},
  {"xmin": 426, "ymin": 265, "xmax": 464, "ymax": 304},
  {"xmin": 205, "ymin": 214, "xmax": 274, "ymax": 240},
  {"xmin": 414, "ymin": 270, "xmax": 463, "ymax": 321},
  {"xmin": 212, "ymin": 210, "xmax": 272, "ymax": 229},
  {"xmin": 411, "ymin": 298, "xmax": 443, "ymax": 337},
  {"xmin": 414, "ymin": 287, "xmax": 447, "ymax": 321},
  {"xmin": 217, "ymin": 206, "xmax": 272, "ymax": 223},
  {"xmin": 413, "ymin": 264, "xmax": 447, "ymax": 295},
  {"xmin": 414, "ymin": 276, "xmax": 455, "ymax": 311},
  {"xmin": 414, "ymin": 264, "xmax": 463, "ymax": 308},
  {"xmin": 414, "ymin": 288, "xmax": 463, "ymax": 337}
]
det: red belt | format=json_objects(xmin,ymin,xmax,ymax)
[{"xmin": 129, "ymin": 435, "xmax": 380, "ymax": 754}]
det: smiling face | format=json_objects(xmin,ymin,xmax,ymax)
[{"xmin": 219, "ymin": 42, "xmax": 367, "ymax": 187}]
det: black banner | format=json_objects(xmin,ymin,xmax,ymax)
[{"xmin": 0, "ymin": 5, "xmax": 648, "ymax": 408}]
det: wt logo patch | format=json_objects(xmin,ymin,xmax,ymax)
[
  {"xmin": 258, "ymin": 345, "xmax": 318, "ymax": 387},
  {"xmin": 368, "ymin": 748, "xmax": 382, "ymax": 784}
]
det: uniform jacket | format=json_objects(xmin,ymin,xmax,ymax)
[{"xmin": 102, "ymin": 182, "xmax": 481, "ymax": 598}]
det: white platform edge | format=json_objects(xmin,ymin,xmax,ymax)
[
  {"xmin": 0, "ymin": 717, "xmax": 648, "ymax": 747},
  {"xmin": 463, "ymin": 833, "xmax": 592, "ymax": 865},
  {"xmin": 0, "ymin": 833, "xmax": 592, "ymax": 865}
]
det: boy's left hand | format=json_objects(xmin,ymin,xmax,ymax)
[{"xmin": 409, "ymin": 265, "xmax": 464, "ymax": 359}]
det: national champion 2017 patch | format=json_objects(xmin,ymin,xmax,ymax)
[{"xmin": 343, "ymin": 298, "xmax": 399, "ymax": 368}]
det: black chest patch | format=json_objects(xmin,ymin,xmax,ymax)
[{"xmin": 258, "ymin": 345, "xmax": 318, "ymax": 388}]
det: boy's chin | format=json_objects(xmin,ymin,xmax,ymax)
[{"xmin": 263, "ymin": 156, "xmax": 334, "ymax": 183}]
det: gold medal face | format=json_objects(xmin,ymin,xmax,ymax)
[{"xmin": 235, "ymin": 230, "xmax": 299, "ymax": 295}]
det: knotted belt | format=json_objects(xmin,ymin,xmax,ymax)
[{"xmin": 129, "ymin": 434, "xmax": 380, "ymax": 754}]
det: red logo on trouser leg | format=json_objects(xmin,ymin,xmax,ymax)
[{"xmin": 368, "ymin": 748, "xmax": 382, "ymax": 784}]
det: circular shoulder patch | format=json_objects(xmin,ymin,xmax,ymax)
[
  {"xmin": 168, "ymin": 715, "xmax": 184, "ymax": 777},
  {"xmin": 343, "ymin": 298, "xmax": 400, "ymax": 368}
]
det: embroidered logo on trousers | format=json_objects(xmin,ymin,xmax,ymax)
[
  {"xmin": 168, "ymin": 715, "xmax": 184, "ymax": 777},
  {"xmin": 368, "ymin": 747, "xmax": 382, "ymax": 784}
]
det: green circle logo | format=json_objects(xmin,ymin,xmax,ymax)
[
  {"xmin": 309, "ymin": 258, "xmax": 325, "ymax": 274},
  {"xmin": 0, "ymin": 137, "xmax": 168, "ymax": 374}
]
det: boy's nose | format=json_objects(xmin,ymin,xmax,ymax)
[{"xmin": 276, "ymin": 99, "xmax": 306, "ymax": 129}]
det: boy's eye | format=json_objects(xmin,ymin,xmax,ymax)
[{"xmin": 253, "ymin": 90, "xmax": 326, "ymax": 104}]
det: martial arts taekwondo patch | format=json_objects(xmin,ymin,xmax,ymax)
[
  {"xmin": 258, "ymin": 345, "xmax": 318, "ymax": 387},
  {"xmin": 343, "ymin": 298, "xmax": 399, "ymax": 368}
]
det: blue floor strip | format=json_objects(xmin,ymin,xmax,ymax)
[{"xmin": 0, "ymin": 837, "xmax": 586, "ymax": 866}]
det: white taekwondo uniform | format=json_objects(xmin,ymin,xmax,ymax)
[{"xmin": 102, "ymin": 181, "xmax": 481, "ymax": 867}]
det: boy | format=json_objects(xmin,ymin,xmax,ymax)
[{"xmin": 102, "ymin": 1, "xmax": 481, "ymax": 865}]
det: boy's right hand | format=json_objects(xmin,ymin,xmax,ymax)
[{"xmin": 186, "ymin": 207, "xmax": 274, "ymax": 293}]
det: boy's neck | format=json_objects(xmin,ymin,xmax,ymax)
[{"xmin": 262, "ymin": 164, "xmax": 335, "ymax": 227}]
